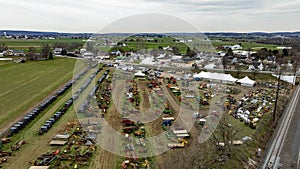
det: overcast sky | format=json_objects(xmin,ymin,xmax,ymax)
[{"xmin": 1, "ymin": 0, "xmax": 300, "ymax": 33}]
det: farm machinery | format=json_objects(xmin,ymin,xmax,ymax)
[
  {"xmin": 121, "ymin": 159, "xmax": 151, "ymax": 169},
  {"xmin": 163, "ymin": 102, "xmax": 173, "ymax": 115},
  {"xmin": 122, "ymin": 119, "xmax": 140, "ymax": 134}
]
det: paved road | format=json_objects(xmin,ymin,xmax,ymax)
[
  {"xmin": 261, "ymin": 85, "xmax": 300, "ymax": 169},
  {"xmin": 278, "ymin": 87, "xmax": 300, "ymax": 169}
]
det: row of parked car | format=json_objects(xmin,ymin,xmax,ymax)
[
  {"xmin": 7, "ymin": 69, "xmax": 90, "ymax": 137},
  {"xmin": 39, "ymin": 67, "xmax": 104, "ymax": 135},
  {"xmin": 8, "ymin": 95, "xmax": 57, "ymax": 137}
]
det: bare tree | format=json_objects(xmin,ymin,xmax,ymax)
[
  {"xmin": 26, "ymin": 47, "xmax": 36, "ymax": 60},
  {"xmin": 0, "ymin": 43, "xmax": 8, "ymax": 52},
  {"xmin": 41, "ymin": 44, "xmax": 51, "ymax": 59},
  {"xmin": 191, "ymin": 116, "xmax": 249, "ymax": 169}
]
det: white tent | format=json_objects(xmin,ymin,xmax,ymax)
[
  {"xmin": 272, "ymin": 74, "xmax": 296, "ymax": 85},
  {"xmin": 193, "ymin": 71, "xmax": 238, "ymax": 83},
  {"xmin": 134, "ymin": 71, "xmax": 145, "ymax": 77},
  {"xmin": 237, "ymin": 76, "xmax": 256, "ymax": 87}
]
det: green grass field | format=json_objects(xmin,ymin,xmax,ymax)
[
  {"xmin": 211, "ymin": 41, "xmax": 281, "ymax": 51},
  {"xmin": 1, "ymin": 37, "xmax": 281, "ymax": 54},
  {"xmin": 0, "ymin": 57, "xmax": 77, "ymax": 130},
  {"xmin": 0, "ymin": 38, "xmax": 84, "ymax": 51}
]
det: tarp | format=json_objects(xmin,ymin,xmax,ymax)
[
  {"xmin": 193, "ymin": 71, "xmax": 238, "ymax": 83},
  {"xmin": 237, "ymin": 76, "xmax": 256, "ymax": 87}
]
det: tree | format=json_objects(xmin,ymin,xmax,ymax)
[
  {"xmin": 236, "ymin": 63, "xmax": 241, "ymax": 79},
  {"xmin": 27, "ymin": 47, "xmax": 37, "ymax": 60},
  {"xmin": 192, "ymin": 63, "xmax": 198, "ymax": 69},
  {"xmin": 0, "ymin": 43, "xmax": 8, "ymax": 52},
  {"xmin": 172, "ymin": 46, "xmax": 180, "ymax": 55},
  {"xmin": 49, "ymin": 52, "xmax": 53, "ymax": 59},
  {"xmin": 186, "ymin": 47, "xmax": 196, "ymax": 58},
  {"xmin": 226, "ymin": 48, "xmax": 233, "ymax": 56},
  {"xmin": 69, "ymin": 42, "xmax": 83, "ymax": 51},
  {"xmin": 41, "ymin": 44, "xmax": 51, "ymax": 59},
  {"xmin": 191, "ymin": 116, "xmax": 249, "ymax": 168},
  {"xmin": 222, "ymin": 56, "xmax": 230, "ymax": 70},
  {"xmin": 61, "ymin": 49, "xmax": 67, "ymax": 56},
  {"xmin": 282, "ymin": 48, "xmax": 289, "ymax": 57},
  {"xmin": 53, "ymin": 42, "xmax": 68, "ymax": 49}
]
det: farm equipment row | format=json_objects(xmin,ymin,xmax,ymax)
[
  {"xmin": 78, "ymin": 70, "xmax": 110, "ymax": 117},
  {"xmin": 6, "ymin": 68, "xmax": 90, "ymax": 138},
  {"xmin": 39, "ymin": 67, "xmax": 104, "ymax": 135},
  {"xmin": 30, "ymin": 121, "xmax": 97, "ymax": 168}
]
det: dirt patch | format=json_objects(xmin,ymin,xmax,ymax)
[
  {"xmin": 138, "ymin": 81, "xmax": 151, "ymax": 112},
  {"xmin": 90, "ymin": 94, "xmax": 122, "ymax": 169},
  {"xmin": 90, "ymin": 146, "xmax": 119, "ymax": 169}
]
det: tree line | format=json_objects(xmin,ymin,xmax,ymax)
[{"xmin": 0, "ymin": 42, "xmax": 83, "ymax": 60}]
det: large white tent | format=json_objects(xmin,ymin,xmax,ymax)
[
  {"xmin": 237, "ymin": 76, "xmax": 256, "ymax": 87},
  {"xmin": 193, "ymin": 71, "xmax": 238, "ymax": 83},
  {"xmin": 272, "ymin": 74, "xmax": 296, "ymax": 85}
]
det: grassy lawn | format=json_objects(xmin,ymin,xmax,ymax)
[{"xmin": 0, "ymin": 57, "xmax": 77, "ymax": 131}]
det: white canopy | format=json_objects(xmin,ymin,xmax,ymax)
[
  {"xmin": 193, "ymin": 71, "xmax": 238, "ymax": 83},
  {"xmin": 272, "ymin": 74, "xmax": 296, "ymax": 85},
  {"xmin": 134, "ymin": 71, "xmax": 145, "ymax": 77},
  {"xmin": 237, "ymin": 76, "xmax": 256, "ymax": 87}
]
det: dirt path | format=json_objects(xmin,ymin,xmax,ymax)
[
  {"xmin": 138, "ymin": 81, "xmax": 150, "ymax": 112},
  {"xmin": 90, "ymin": 146, "xmax": 119, "ymax": 169},
  {"xmin": 90, "ymin": 78, "xmax": 123, "ymax": 169}
]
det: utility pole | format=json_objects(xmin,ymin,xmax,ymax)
[{"xmin": 273, "ymin": 67, "xmax": 281, "ymax": 122}]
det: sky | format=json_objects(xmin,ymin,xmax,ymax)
[{"xmin": 0, "ymin": 0, "xmax": 300, "ymax": 33}]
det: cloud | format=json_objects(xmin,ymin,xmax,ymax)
[{"xmin": 0, "ymin": 0, "xmax": 299, "ymax": 32}]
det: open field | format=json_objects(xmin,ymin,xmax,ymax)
[
  {"xmin": 0, "ymin": 64, "xmax": 103, "ymax": 168},
  {"xmin": 0, "ymin": 38, "xmax": 84, "ymax": 50},
  {"xmin": 0, "ymin": 58, "xmax": 77, "ymax": 133},
  {"xmin": 211, "ymin": 40, "xmax": 281, "ymax": 50},
  {"xmin": 0, "ymin": 36, "xmax": 281, "ymax": 54}
]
